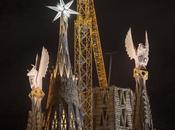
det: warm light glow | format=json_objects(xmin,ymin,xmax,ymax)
[
  {"xmin": 61, "ymin": 109, "xmax": 67, "ymax": 130},
  {"xmin": 70, "ymin": 112, "xmax": 76, "ymax": 128}
]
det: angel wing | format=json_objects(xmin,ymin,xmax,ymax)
[
  {"xmin": 145, "ymin": 31, "xmax": 149, "ymax": 57},
  {"xmin": 125, "ymin": 28, "xmax": 137, "ymax": 60},
  {"xmin": 37, "ymin": 47, "xmax": 49, "ymax": 87},
  {"xmin": 38, "ymin": 47, "xmax": 49, "ymax": 78}
]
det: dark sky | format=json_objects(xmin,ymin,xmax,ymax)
[{"xmin": 0, "ymin": 0, "xmax": 175, "ymax": 130}]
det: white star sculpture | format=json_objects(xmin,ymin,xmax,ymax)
[{"xmin": 47, "ymin": 0, "xmax": 79, "ymax": 22}]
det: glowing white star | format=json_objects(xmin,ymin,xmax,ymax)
[{"xmin": 47, "ymin": 0, "xmax": 79, "ymax": 22}]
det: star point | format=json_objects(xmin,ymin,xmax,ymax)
[{"xmin": 47, "ymin": 0, "xmax": 79, "ymax": 22}]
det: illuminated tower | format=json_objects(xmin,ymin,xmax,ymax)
[
  {"xmin": 125, "ymin": 28, "xmax": 154, "ymax": 130},
  {"xmin": 44, "ymin": 0, "xmax": 82, "ymax": 129},
  {"xmin": 26, "ymin": 47, "xmax": 49, "ymax": 130}
]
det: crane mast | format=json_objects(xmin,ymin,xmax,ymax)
[
  {"xmin": 90, "ymin": 0, "xmax": 108, "ymax": 88},
  {"xmin": 74, "ymin": 0, "xmax": 93, "ymax": 129},
  {"xmin": 74, "ymin": 0, "xmax": 108, "ymax": 129}
]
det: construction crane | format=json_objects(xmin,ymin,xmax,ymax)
[{"xmin": 74, "ymin": 0, "xmax": 108, "ymax": 129}]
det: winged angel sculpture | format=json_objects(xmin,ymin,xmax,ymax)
[
  {"xmin": 125, "ymin": 28, "xmax": 149, "ymax": 68},
  {"xmin": 27, "ymin": 47, "xmax": 49, "ymax": 90}
]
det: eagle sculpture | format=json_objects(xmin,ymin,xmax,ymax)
[{"xmin": 125, "ymin": 28, "xmax": 149, "ymax": 68}]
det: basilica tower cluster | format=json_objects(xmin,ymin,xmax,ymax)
[{"xmin": 26, "ymin": 0, "xmax": 154, "ymax": 130}]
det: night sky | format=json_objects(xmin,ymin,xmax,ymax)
[{"xmin": 0, "ymin": 0, "xmax": 175, "ymax": 129}]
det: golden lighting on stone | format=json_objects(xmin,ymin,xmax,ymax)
[
  {"xmin": 29, "ymin": 87, "xmax": 45, "ymax": 98},
  {"xmin": 133, "ymin": 68, "xmax": 148, "ymax": 80}
]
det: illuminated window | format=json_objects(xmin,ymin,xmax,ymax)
[
  {"xmin": 51, "ymin": 111, "xmax": 58, "ymax": 129},
  {"xmin": 70, "ymin": 112, "xmax": 76, "ymax": 128},
  {"xmin": 61, "ymin": 109, "xmax": 67, "ymax": 130}
]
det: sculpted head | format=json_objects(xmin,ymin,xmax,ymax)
[
  {"xmin": 137, "ymin": 43, "xmax": 149, "ymax": 67},
  {"xmin": 27, "ymin": 65, "xmax": 37, "ymax": 76},
  {"xmin": 27, "ymin": 65, "xmax": 38, "ymax": 88}
]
